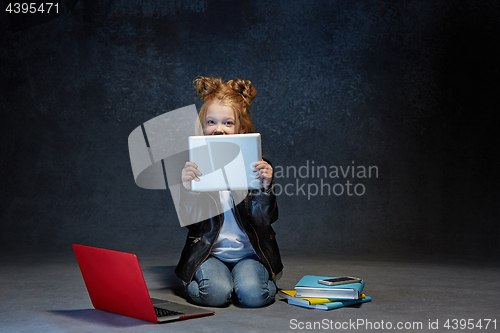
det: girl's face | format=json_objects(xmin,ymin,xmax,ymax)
[{"xmin": 204, "ymin": 103, "xmax": 243, "ymax": 135}]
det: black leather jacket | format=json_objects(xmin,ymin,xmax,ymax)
[{"xmin": 175, "ymin": 168, "xmax": 283, "ymax": 284}]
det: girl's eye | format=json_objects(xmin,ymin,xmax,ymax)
[
  {"xmin": 225, "ymin": 121, "xmax": 233, "ymax": 125},
  {"xmin": 207, "ymin": 120, "xmax": 214, "ymax": 124}
]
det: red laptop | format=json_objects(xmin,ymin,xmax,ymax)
[{"xmin": 73, "ymin": 244, "xmax": 214, "ymax": 323}]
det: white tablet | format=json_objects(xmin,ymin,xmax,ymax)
[{"xmin": 188, "ymin": 133, "xmax": 262, "ymax": 192}]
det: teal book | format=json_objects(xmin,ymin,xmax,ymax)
[{"xmin": 294, "ymin": 275, "xmax": 365, "ymax": 300}]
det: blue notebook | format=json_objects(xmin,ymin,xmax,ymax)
[{"xmin": 294, "ymin": 275, "xmax": 365, "ymax": 299}]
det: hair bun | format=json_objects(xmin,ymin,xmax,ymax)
[
  {"xmin": 193, "ymin": 76, "xmax": 223, "ymax": 101},
  {"xmin": 228, "ymin": 78, "xmax": 257, "ymax": 105}
]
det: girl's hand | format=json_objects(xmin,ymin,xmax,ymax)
[
  {"xmin": 182, "ymin": 161, "xmax": 202, "ymax": 190},
  {"xmin": 253, "ymin": 160, "xmax": 273, "ymax": 190}
]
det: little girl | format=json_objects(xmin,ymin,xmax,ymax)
[{"xmin": 175, "ymin": 77, "xmax": 283, "ymax": 308}]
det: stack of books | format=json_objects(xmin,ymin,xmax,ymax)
[{"xmin": 282, "ymin": 275, "xmax": 372, "ymax": 310}]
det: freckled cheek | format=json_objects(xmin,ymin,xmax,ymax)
[{"xmin": 225, "ymin": 127, "xmax": 237, "ymax": 134}]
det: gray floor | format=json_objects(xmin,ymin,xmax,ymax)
[{"xmin": 1, "ymin": 249, "xmax": 499, "ymax": 333}]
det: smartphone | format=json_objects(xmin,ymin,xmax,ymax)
[{"xmin": 318, "ymin": 276, "xmax": 362, "ymax": 286}]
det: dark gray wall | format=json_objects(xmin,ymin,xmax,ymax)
[{"xmin": 1, "ymin": 0, "xmax": 499, "ymax": 259}]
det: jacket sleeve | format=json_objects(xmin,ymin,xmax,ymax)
[
  {"xmin": 247, "ymin": 156, "xmax": 279, "ymax": 227},
  {"xmin": 248, "ymin": 187, "xmax": 279, "ymax": 227},
  {"xmin": 178, "ymin": 185, "xmax": 219, "ymax": 229}
]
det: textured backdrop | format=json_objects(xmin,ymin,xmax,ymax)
[{"xmin": 1, "ymin": 0, "xmax": 499, "ymax": 259}]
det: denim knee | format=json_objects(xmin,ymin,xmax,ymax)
[
  {"xmin": 186, "ymin": 257, "xmax": 233, "ymax": 307},
  {"xmin": 234, "ymin": 279, "xmax": 277, "ymax": 308},
  {"xmin": 232, "ymin": 257, "xmax": 277, "ymax": 307},
  {"xmin": 187, "ymin": 278, "xmax": 232, "ymax": 307}
]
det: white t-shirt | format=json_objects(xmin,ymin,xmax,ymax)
[{"xmin": 211, "ymin": 191, "xmax": 256, "ymax": 262}]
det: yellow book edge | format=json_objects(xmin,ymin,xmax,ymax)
[{"xmin": 281, "ymin": 290, "xmax": 366, "ymax": 305}]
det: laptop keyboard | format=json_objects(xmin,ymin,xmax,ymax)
[{"xmin": 154, "ymin": 307, "xmax": 184, "ymax": 317}]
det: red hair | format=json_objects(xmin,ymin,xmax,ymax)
[{"xmin": 193, "ymin": 76, "xmax": 257, "ymax": 134}]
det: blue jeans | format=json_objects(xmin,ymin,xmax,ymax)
[{"xmin": 186, "ymin": 255, "xmax": 277, "ymax": 307}]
